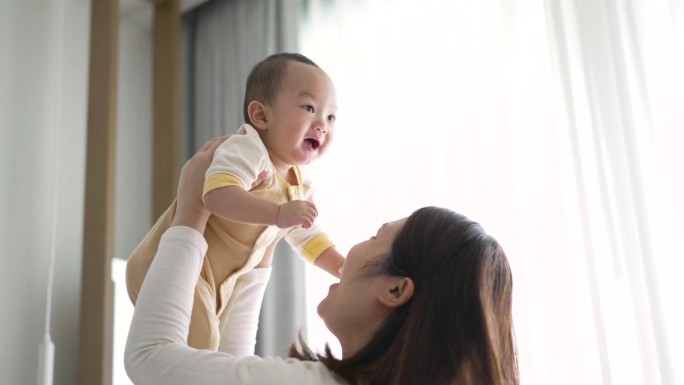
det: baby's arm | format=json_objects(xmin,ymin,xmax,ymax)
[
  {"xmin": 203, "ymin": 187, "xmax": 318, "ymax": 229},
  {"xmin": 285, "ymin": 224, "xmax": 345, "ymax": 278},
  {"xmin": 314, "ymin": 247, "xmax": 345, "ymax": 278}
]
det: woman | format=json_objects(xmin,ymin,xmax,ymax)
[{"xmin": 125, "ymin": 137, "xmax": 518, "ymax": 385}]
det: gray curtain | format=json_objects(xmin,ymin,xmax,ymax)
[{"xmin": 182, "ymin": 0, "xmax": 306, "ymax": 357}]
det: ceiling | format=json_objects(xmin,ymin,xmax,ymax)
[{"xmin": 120, "ymin": 0, "xmax": 208, "ymax": 27}]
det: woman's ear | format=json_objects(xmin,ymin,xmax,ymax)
[
  {"xmin": 247, "ymin": 100, "xmax": 268, "ymax": 130},
  {"xmin": 377, "ymin": 277, "xmax": 414, "ymax": 308}
]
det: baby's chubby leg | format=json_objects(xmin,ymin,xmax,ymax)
[
  {"xmin": 126, "ymin": 199, "xmax": 221, "ymax": 351},
  {"xmin": 188, "ymin": 277, "xmax": 221, "ymax": 350},
  {"xmin": 125, "ymin": 201, "xmax": 176, "ymax": 304}
]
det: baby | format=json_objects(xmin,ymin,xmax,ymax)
[{"xmin": 126, "ymin": 52, "xmax": 344, "ymax": 353}]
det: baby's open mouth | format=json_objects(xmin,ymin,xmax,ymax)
[{"xmin": 304, "ymin": 138, "xmax": 320, "ymax": 150}]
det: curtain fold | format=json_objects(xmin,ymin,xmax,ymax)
[
  {"xmin": 548, "ymin": 0, "xmax": 678, "ymax": 382},
  {"xmin": 299, "ymin": 0, "xmax": 683, "ymax": 383},
  {"xmin": 182, "ymin": 0, "xmax": 304, "ymax": 357}
]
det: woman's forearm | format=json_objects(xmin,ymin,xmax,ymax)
[
  {"xmin": 217, "ymin": 268, "xmax": 271, "ymax": 355},
  {"xmin": 124, "ymin": 226, "xmax": 335, "ymax": 385},
  {"xmin": 124, "ymin": 226, "xmax": 207, "ymax": 383}
]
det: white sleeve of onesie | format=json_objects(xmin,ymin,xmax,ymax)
[{"xmin": 204, "ymin": 124, "xmax": 271, "ymax": 194}]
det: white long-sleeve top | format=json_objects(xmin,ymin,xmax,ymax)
[{"xmin": 124, "ymin": 226, "xmax": 345, "ymax": 385}]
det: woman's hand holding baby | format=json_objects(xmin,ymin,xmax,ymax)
[{"xmin": 173, "ymin": 136, "xmax": 229, "ymax": 233}]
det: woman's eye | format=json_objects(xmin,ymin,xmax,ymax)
[
  {"xmin": 327, "ymin": 114, "xmax": 336, "ymax": 123},
  {"xmin": 304, "ymin": 105, "xmax": 314, "ymax": 113}
]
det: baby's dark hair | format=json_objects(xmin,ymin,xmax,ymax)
[{"xmin": 243, "ymin": 52, "xmax": 319, "ymax": 125}]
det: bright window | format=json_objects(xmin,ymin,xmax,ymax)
[{"xmin": 298, "ymin": 1, "xmax": 684, "ymax": 383}]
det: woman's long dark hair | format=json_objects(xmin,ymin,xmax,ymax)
[{"xmin": 290, "ymin": 207, "xmax": 518, "ymax": 385}]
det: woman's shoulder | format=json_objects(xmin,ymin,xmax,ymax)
[{"xmin": 231, "ymin": 355, "xmax": 346, "ymax": 384}]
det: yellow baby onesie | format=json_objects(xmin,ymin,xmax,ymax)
[{"xmin": 126, "ymin": 124, "xmax": 333, "ymax": 352}]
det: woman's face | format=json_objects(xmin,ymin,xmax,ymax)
[{"xmin": 317, "ymin": 218, "xmax": 406, "ymax": 356}]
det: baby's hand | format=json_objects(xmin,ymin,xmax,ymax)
[{"xmin": 276, "ymin": 200, "xmax": 318, "ymax": 229}]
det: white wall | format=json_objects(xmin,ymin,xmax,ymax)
[{"xmin": 0, "ymin": 1, "xmax": 152, "ymax": 384}]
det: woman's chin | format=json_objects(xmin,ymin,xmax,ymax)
[
  {"xmin": 317, "ymin": 294, "xmax": 334, "ymax": 320},
  {"xmin": 316, "ymin": 298, "xmax": 325, "ymax": 317}
]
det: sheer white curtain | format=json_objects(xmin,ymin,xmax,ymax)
[{"xmin": 299, "ymin": 1, "xmax": 683, "ymax": 384}]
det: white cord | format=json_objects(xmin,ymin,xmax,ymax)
[{"xmin": 38, "ymin": 1, "xmax": 65, "ymax": 384}]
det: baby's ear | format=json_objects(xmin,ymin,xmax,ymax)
[{"xmin": 247, "ymin": 100, "xmax": 269, "ymax": 130}]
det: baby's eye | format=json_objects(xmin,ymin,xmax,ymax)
[
  {"xmin": 304, "ymin": 105, "xmax": 315, "ymax": 113},
  {"xmin": 327, "ymin": 114, "xmax": 336, "ymax": 123}
]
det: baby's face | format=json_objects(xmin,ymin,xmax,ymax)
[{"xmin": 262, "ymin": 62, "xmax": 337, "ymax": 167}]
